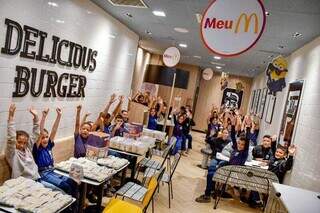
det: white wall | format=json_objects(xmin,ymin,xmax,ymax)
[
  {"xmin": 0, "ymin": 0, "xmax": 139, "ymax": 152},
  {"xmin": 250, "ymin": 36, "xmax": 320, "ymax": 191}
]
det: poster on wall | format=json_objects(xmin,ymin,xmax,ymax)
[
  {"xmin": 265, "ymin": 95, "xmax": 276, "ymax": 124},
  {"xmin": 254, "ymin": 89, "xmax": 261, "ymax": 115},
  {"xmin": 258, "ymin": 88, "xmax": 268, "ymax": 118},
  {"xmin": 266, "ymin": 55, "xmax": 288, "ymax": 96},
  {"xmin": 250, "ymin": 90, "xmax": 256, "ymax": 112},
  {"xmin": 221, "ymin": 88, "xmax": 243, "ymax": 109}
]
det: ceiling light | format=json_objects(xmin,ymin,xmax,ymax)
[
  {"xmin": 265, "ymin": 11, "xmax": 270, "ymax": 16},
  {"xmin": 87, "ymin": 10, "xmax": 92, "ymax": 14},
  {"xmin": 278, "ymin": 45, "xmax": 285, "ymax": 49},
  {"xmin": 193, "ymin": 55, "xmax": 201, "ymax": 59},
  {"xmin": 174, "ymin": 27, "xmax": 189, "ymax": 33},
  {"xmin": 48, "ymin": 2, "xmax": 58, "ymax": 7},
  {"xmin": 210, "ymin": 61, "xmax": 225, "ymax": 66},
  {"xmin": 179, "ymin": 43, "xmax": 187, "ymax": 48},
  {"xmin": 292, "ymin": 32, "xmax": 303, "ymax": 38},
  {"xmin": 195, "ymin": 13, "xmax": 202, "ymax": 23},
  {"xmin": 145, "ymin": 30, "xmax": 152, "ymax": 35},
  {"xmin": 125, "ymin": 13, "xmax": 133, "ymax": 18},
  {"xmin": 107, "ymin": 34, "xmax": 116, "ymax": 39},
  {"xmin": 213, "ymin": 56, "xmax": 221, "ymax": 60},
  {"xmin": 152, "ymin": 10, "xmax": 166, "ymax": 17},
  {"xmin": 56, "ymin": 19, "xmax": 64, "ymax": 24},
  {"xmin": 216, "ymin": 66, "xmax": 222, "ymax": 70}
]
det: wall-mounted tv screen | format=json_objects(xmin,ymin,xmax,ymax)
[{"xmin": 143, "ymin": 64, "xmax": 189, "ymax": 89}]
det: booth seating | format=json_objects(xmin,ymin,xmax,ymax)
[{"xmin": 0, "ymin": 136, "xmax": 74, "ymax": 185}]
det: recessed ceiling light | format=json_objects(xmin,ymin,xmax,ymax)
[
  {"xmin": 265, "ymin": 11, "xmax": 270, "ymax": 16},
  {"xmin": 210, "ymin": 61, "xmax": 225, "ymax": 66},
  {"xmin": 179, "ymin": 43, "xmax": 187, "ymax": 48},
  {"xmin": 195, "ymin": 13, "xmax": 202, "ymax": 23},
  {"xmin": 292, "ymin": 32, "xmax": 303, "ymax": 38},
  {"xmin": 278, "ymin": 45, "xmax": 285, "ymax": 49},
  {"xmin": 87, "ymin": 10, "xmax": 92, "ymax": 14},
  {"xmin": 193, "ymin": 55, "xmax": 201, "ymax": 59},
  {"xmin": 174, "ymin": 27, "xmax": 189, "ymax": 33},
  {"xmin": 214, "ymin": 56, "xmax": 221, "ymax": 60},
  {"xmin": 152, "ymin": 10, "xmax": 166, "ymax": 17},
  {"xmin": 125, "ymin": 13, "xmax": 133, "ymax": 18},
  {"xmin": 56, "ymin": 19, "xmax": 64, "ymax": 24},
  {"xmin": 268, "ymin": 55, "xmax": 274, "ymax": 58},
  {"xmin": 107, "ymin": 34, "xmax": 116, "ymax": 39},
  {"xmin": 216, "ymin": 66, "xmax": 222, "ymax": 70},
  {"xmin": 48, "ymin": 2, "xmax": 58, "ymax": 7},
  {"xmin": 145, "ymin": 30, "xmax": 152, "ymax": 35}
]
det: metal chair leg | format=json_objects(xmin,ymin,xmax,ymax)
[
  {"xmin": 170, "ymin": 180, "xmax": 173, "ymax": 199},
  {"xmin": 168, "ymin": 182, "xmax": 171, "ymax": 208}
]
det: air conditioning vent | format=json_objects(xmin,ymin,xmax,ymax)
[{"xmin": 108, "ymin": 0, "xmax": 148, "ymax": 8}]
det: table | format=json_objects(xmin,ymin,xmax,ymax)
[
  {"xmin": 157, "ymin": 120, "xmax": 175, "ymax": 138},
  {"xmin": 212, "ymin": 165, "xmax": 279, "ymax": 209},
  {"xmin": 265, "ymin": 183, "xmax": 320, "ymax": 213},
  {"xmin": 55, "ymin": 162, "xmax": 129, "ymax": 213},
  {"xmin": 0, "ymin": 198, "xmax": 76, "ymax": 213},
  {"xmin": 108, "ymin": 147, "xmax": 149, "ymax": 179}
]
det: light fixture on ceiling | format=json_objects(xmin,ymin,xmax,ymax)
[
  {"xmin": 87, "ymin": 10, "xmax": 92, "ymax": 14},
  {"xmin": 107, "ymin": 34, "xmax": 116, "ymax": 39},
  {"xmin": 152, "ymin": 10, "xmax": 166, "ymax": 17},
  {"xmin": 193, "ymin": 55, "xmax": 201, "ymax": 59},
  {"xmin": 145, "ymin": 30, "xmax": 152, "ymax": 35},
  {"xmin": 216, "ymin": 66, "xmax": 222, "ymax": 70},
  {"xmin": 56, "ymin": 19, "xmax": 64, "ymax": 24},
  {"xmin": 292, "ymin": 32, "xmax": 303, "ymax": 38},
  {"xmin": 195, "ymin": 13, "xmax": 202, "ymax": 23},
  {"xmin": 48, "ymin": 2, "xmax": 58, "ymax": 7},
  {"xmin": 125, "ymin": 12, "xmax": 133, "ymax": 18},
  {"xmin": 278, "ymin": 45, "xmax": 285, "ymax": 49},
  {"xmin": 213, "ymin": 56, "xmax": 221, "ymax": 60},
  {"xmin": 210, "ymin": 61, "xmax": 225, "ymax": 66},
  {"xmin": 265, "ymin": 11, "xmax": 270, "ymax": 16},
  {"xmin": 179, "ymin": 43, "xmax": 187, "ymax": 48},
  {"xmin": 174, "ymin": 27, "xmax": 189, "ymax": 33}
]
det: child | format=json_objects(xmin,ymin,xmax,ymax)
[
  {"xmin": 33, "ymin": 108, "xmax": 78, "ymax": 196},
  {"xmin": 182, "ymin": 109, "xmax": 195, "ymax": 152},
  {"xmin": 6, "ymin": 104, "xmax": 40, "ymax": 180},
  {"xmin": 172, "ymin": 113, "xmax": 187, "ymax": 156},
  {"xmin": 109, "ymin": 114, "xmax": 127, "ymax": 137},
  {"xmin": 74, "ymin": 105, "xmax": 91, "ymax": 158},
  {"xmin": 252, "ymin": 135, "xmax": 273, "ymax": 162},
  {"xmin": 147, "ymin": 108, "xmax": 158, "ymax": 130}
]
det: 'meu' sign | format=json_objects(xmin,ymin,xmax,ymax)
[{"xmin": 201, "ymin": 0, "xmax": 266, "ymax": 57}]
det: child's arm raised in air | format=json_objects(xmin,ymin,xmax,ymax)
[
  {"xmin": 103, "ymin": 93, "xmax": 117, "ymax": 115},
  {"xmin": 111, "ymin": 95, "xmax": 124, "ymax": 121},
  {"xmin": 29, "ymin": 107, "xmax": 40, "ymax": 150},
  {"xmin": 81, "ymin": 112, "xmax": 90, "ymax": 126},
  {"xmin": 6, "ymin": 104, "xmax": 17, "ymax": 163},
  {"xmin": 50, "ymin": 108, "xmax": 62, "ymax": 141},
  {"xmin": 37, "ymin": 108, "xmax": 49, "ymax": 148},
  {"xmin": 75, "ymin": 105, "xmax": 82, "ymax": 135}
]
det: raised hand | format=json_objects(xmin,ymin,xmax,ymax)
[
  {"xmin": 8, "ymin": 104, "xmax": 16, "ymax": 120},
  {"xmin": 119, "ymin": 95, "xmax": 125, "ymax": 103},
  {"xmin": 109, "ymin": 93, "xmax": 117, "ymax": 104},
  {"xmin": 56, "ymin": 107, "xmax": 62, "ymax": 116},
  {"xmin": 288, "ymin": 144, "xmax": 297, "ymax": 156},
  {"xmin": 29, "ymin": 107, "xmax": 38, "ymax": 120},
  {"xmin": 84, "ymin": 112, "xmax": 91, "ymax": 117},
  {"xmin": 76, "ymin": 105, "xmax": 82, "ymax": 112},
  {"xmin": 42, "ymin": 108, "xmax": 49, "ymax": 117}
]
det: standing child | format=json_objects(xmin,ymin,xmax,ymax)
[
  {"xmin": 33, "ymin": 108, "xmax": 78, "ymax": 196},
  {"xmin": 6, "ymin": 104, "xmax": 40, "ymax": 180},
  {"xmin": 172, "ymin": 114, "xmax": 186, "ymax": 156}
]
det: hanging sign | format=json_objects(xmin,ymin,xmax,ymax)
[
  {"xmin": 202, "ymin": 68, "xmax": 214, "ymax": 80},
  {"xmin": 266, "ymin": 55, "xmax": 288, "ymax": 96},
  {"xmin": 201, "ymin": 0, "xmax": 266, "ymax": 57},
  {"xmin": 163, "ymin": 47, "xmax": 180, "ymax": 67}
]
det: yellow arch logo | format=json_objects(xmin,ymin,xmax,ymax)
[{"xmin": 235, "ymin": 13, "xmax": 259, "ymax": 33}]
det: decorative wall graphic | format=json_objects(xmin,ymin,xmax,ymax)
[
  {"xmin": 258, "ymin": 88, "xmax": 268, "ymax": 119},
  {"xmin": 254, "ymin": 89, "xmax": 261, "ymax": 115},
  {"xmin": 266, "ymin": 55, "xmax": 288, "ymax": 96},
  {"xmin": 0, "ymin": 18, "xmax": 98, "ymax": 98},
  {"xmin": 202, "ymin": 68, "xmax": 214, "ymax": 80},
  {"xmin": 236, "ymin": 82, "xmax": 244, "ymax": 92},
  {"xmin": 162, "ymin": 47, "xmax": 180, "ymax": 67},
  {"xmin": 201, "ymin": 0, "xmax": 266, "ymax": 57},
  {"xmin": 220, "ymin": 72, "xmax": 229, "ymax": 90},
  {"xmin": 265, "ymin": 95, "xmax": 276, "ymax": 124},
  {"xmin": 221, "ymin": 88, "xmax": 243, "ymax": 109}
]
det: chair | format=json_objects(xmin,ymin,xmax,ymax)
[
  {"xmin": 135, "ymin": 137, "xmax": 176, "ymax": 179},
  {"xmin": 108, "ymin": 167, "xmax": 165, "ymax": 213},
  {"xmin": 143, "ymin": 153, "xmax": 181, "ymax": 208}
]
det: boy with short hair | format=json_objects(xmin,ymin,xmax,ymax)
[
  {"xmin": 109, "ymin": 114, "xmax": 127, "ymax": 137},
  {"xmin": 6, "ymin": 104, "xmax": 40, "ymax": 180},
  {"xmin": 33, "ymin": 107, "xmax": 78, "ymax": 196},
  {"xmin": 252, "ymin": 135, "xmax": 273, "ymax": 162}
]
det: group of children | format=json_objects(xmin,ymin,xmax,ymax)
[{"xmin": 195, "ymin": 106, "xmax": 297, "ymax": 208}]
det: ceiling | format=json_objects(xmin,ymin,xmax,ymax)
[{"xmin": 91, "ymin": 0, "xmax": 320, "ymax": 77}]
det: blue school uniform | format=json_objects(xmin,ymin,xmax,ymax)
[
  {"xmin": 74, "ymin": 133, "xmax": 87, "ymax": 158},
  {"xmin": 147, "ymin": 115, "xmax": 158, "ymax": 130},
  {"xmin": 172, "ymin": 123, "xmax": 184, "ymax": 155},
  {"xmin": 32, "ymin": 139, "xmax": 54, "ymax": 170}
]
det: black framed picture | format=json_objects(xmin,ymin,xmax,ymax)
[
  {"xmin": 265, "ymin": 95, "xmax": 276, "ymax": 124},
  {"xmin": 258, "ymin": 88, "xmax": 268, "ymax": 119},
  {"xmin": 250, "ymin": 90, "xmax": 256, "ymax": 112},
  {"xmin": 221, "ymin": 88, "xmax": 243, "ymax": 109},
  {"xmin": 254, "ymin": 89, "xmax": 261, "ymax": 115}
]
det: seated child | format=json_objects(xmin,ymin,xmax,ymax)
[
  {"xmin": 6, "ymin": 104, "xmax": 40, "ymax": 180},
  {"xmin": 172, "ymin": 113, "xmax": 186, "ymax": 155},
  {"xmin": 32, "ymin": 108, "xmax": 78, "ymax": 196},
  {"xmin": 252, "ymin": 135, "xmax": 273, "ymax": 162},
  {"xmin": 74, "ymin": 105, "xmax": 92, "ymax": 158},
  {"xmin": 147, "ymin": 108, "xmax": 158, "ymax": 130},
  {"xmin": 109, "ymin": 114, "xmax": 127, "ymax": 137}
]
